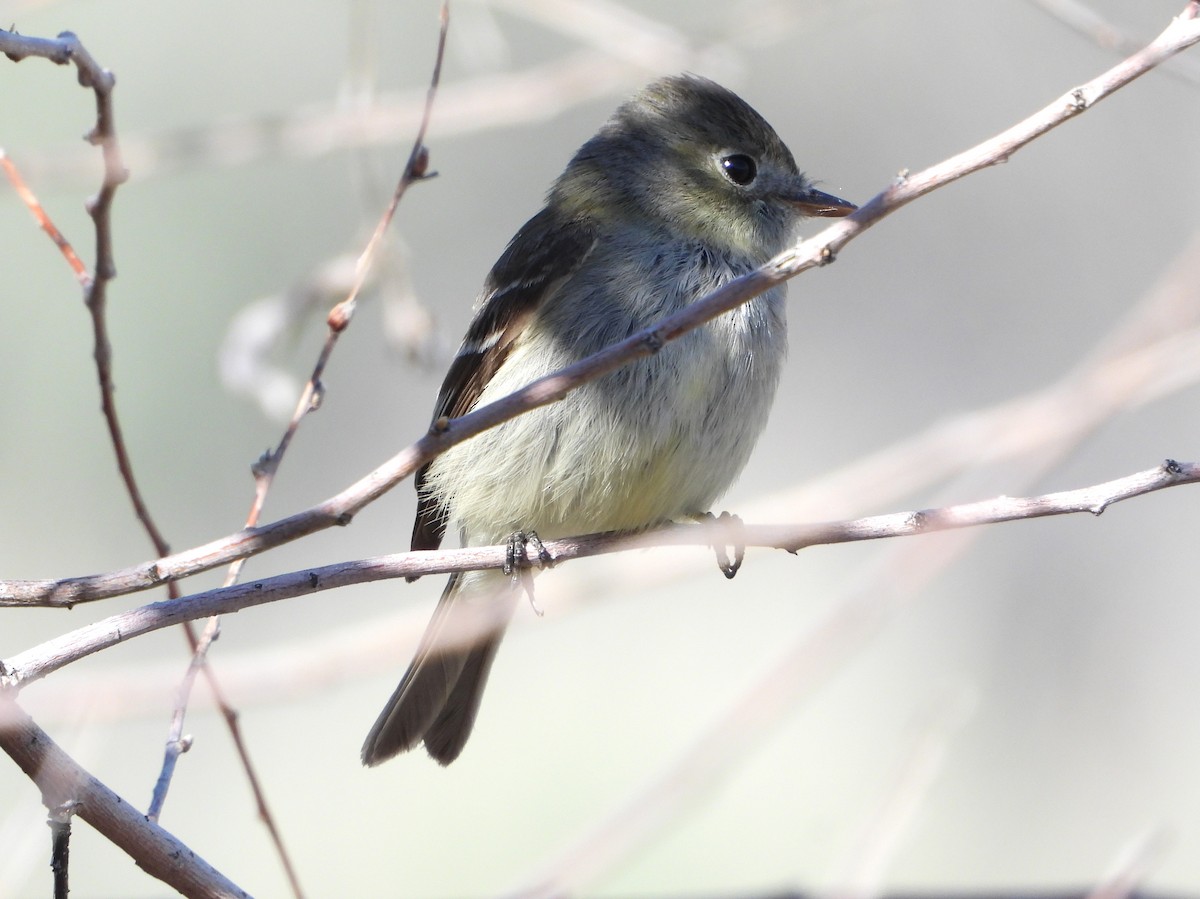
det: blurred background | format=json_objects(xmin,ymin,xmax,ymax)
[{"xmin": 2, "ymin": 1, "xmax": 1200, "ymax": 896}]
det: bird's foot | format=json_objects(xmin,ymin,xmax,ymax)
[
  {"xmin": 505, "ymin": 531, "xmax": 552, "ymax": 617},
  {"xmin": 503, "ymin": 530, "xmax": 552, "ymax": 576},
  {"xmin": 697, "ymin": 511, "xmax": 745, "ymax": 579}
]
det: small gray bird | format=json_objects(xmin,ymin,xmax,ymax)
[{"xmin": 362, "ymin": 74, "xmax": 855, "ymax": 766}]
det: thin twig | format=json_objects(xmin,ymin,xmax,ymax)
[
  {"xmin": 0, "ymin": 26, "xmax": 177, "ymax": 583},
  {"xmin": 142, "ymin": 9, "xmax": 451, "ymax": 894},
  {"xmin": 2, "ymin": 459, "xmax": 1196, "ymax": 688},
  {"xmin": 0, "ymin": 152, "xmax": 90, "ymax": 284},
  {"xmin": 48, "ymin": 802, "xmax": 75, "ymax": 899},
  {"xmin": 19, "ymin": 30, "xmax": 177, "ymax": 564}
]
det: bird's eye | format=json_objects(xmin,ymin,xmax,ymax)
[{"xmin": 720, "ymin": 154, "xmax": 758, "ymax": 186}]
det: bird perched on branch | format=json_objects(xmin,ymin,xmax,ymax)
[{"xmin": 362, "ymin": 73, "xmax": 855, "ymax": 766}]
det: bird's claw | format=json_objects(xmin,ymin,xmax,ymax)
[{"xmin": 504, "ymin": 530, "xmax": 551, "ymax": 577}]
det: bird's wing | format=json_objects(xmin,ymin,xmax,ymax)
[{"xmin": 410, "ymin": 208, "xmax": 598, "ymax": 552}]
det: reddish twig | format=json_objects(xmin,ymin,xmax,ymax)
[
  {"xmin": 0, "ymin": 152, "xmax": 90, "ymax": 284},
  {"xmin": 0, "ymin": 31, "xmax": 176, "ymax": 572}
]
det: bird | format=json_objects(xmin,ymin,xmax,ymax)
[{"xmin": 361, "ymin": 73, "xmax": 855, "ymax": 766}]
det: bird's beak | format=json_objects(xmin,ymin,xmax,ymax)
[{"xmin": 789, "ymin": 186, "xmax": 857, "ymax": 217}]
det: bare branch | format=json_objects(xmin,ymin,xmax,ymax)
[
  {"xmin": 0, "ymin": 695, "xmax": 249, "ymax": 897},
  {"xmin": 0, "ymin": 27, "xmax": 176, "ymax": 581},
  {"xmin": 2, "ymin": 459, "xmax": 1195, "ymax": 687}
]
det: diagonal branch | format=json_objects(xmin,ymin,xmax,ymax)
[{"xmin": 0, "ymin": 694, "xmax": 249, "ymax": 897}]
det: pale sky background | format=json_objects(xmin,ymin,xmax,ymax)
[{"xmin": 1, "ymin": 1, "xmax": 1200, "ymax": 897}]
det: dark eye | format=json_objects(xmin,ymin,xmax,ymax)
[{"xmin": 720, "ymin": 154, "xmax": 758, "ymax": 186}]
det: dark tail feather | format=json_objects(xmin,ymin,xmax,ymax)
[
  {"xmin": 361, "ymin": 572, "xmax": 515, "ymax": 766},
  {"xmin": 423, "ymin": 634, "xmax": 505, "ymax": 764}
]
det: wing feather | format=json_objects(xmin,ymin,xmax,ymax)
[{"xmin": 410, "ymin": 209, "xmax": 597, "ymax": 554}]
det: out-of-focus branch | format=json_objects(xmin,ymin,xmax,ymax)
[
  {"xmin": 1024, "ymin": 0, "xmax": 1200, "ymax": 83},
  {"xmin": 13, "ymin": 0, "xmax": 721, "ymax": 187},
  {"xmin": 32, "ymin": 51, "xmax": 651, "ymax": 181},
  {"xmin": 0, "ymin": 152, "xmax": 90, "ymax": 284}
]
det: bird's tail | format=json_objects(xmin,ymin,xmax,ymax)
[{"xmin": 361, "ymin": 570, "xmax": 518, "ymax": 766}]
